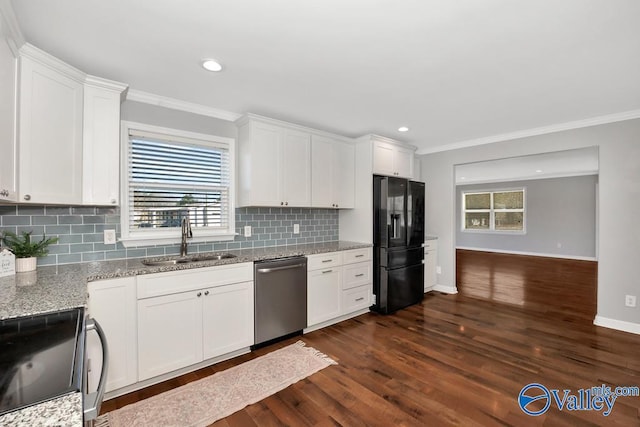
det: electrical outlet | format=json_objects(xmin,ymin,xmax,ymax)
[
  {"xmin": 103, "ymin": 229, "xmax": 116, "ymax": 245},
  {"xmin": 293, "ymin": 224, "xmax": 300, "ymax": 234},
  {"xmin": 436, "ymin": 266, "xmax": 442, "ymax": 274},
  {"xmin": 625, "ymin": 295, "xmax": 637, "ymax": 308},
  {"xmin": 244, "ymin": 226, "xmax": 251, "ymax": 237}
]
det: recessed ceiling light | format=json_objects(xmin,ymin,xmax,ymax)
[
  {"xmin": 536, "ymin": 169, "xmax": 543, "ymax": 173},
  {"xmin": 398, "ymin": 126, "xmax": 409, "ymax": 132},
  {"xmin": 202, "ymin": 59, "xmax": 223, "ymax": 72}
]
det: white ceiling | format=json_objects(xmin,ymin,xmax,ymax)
[
  {"xmin": 8, "ymin": 0, "xmax": 640, "ymax": 153},
  {"xmin": 455, "ymin": 146, "xmax": 599, "ymax": 185}
]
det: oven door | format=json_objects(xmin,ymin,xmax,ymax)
[{"xmin": 83, "ymin": 318, "xmax": 109, "ymax": 426}]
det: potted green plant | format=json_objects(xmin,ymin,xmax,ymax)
[{"xmin": 1, "ymin": 231, "xmax": 59, "ymax": 272}]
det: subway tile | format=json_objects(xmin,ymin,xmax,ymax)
[
  {"xmin": 32, "ymin": 216, "xmax": 58, "ymax": 225},
  {"xmin": 48, "ymin": 244, "xmax": 70, "ymax": 255},
  {"xmin": 58, "ymin": 215, "xmax": 83, "ymax": 225},
  {"xmin": 126, "ymin": 249, "xmax": 147, "ymax": 258},
  {"xmin": 45, "ymin": 206, "xmax": 71, "ymax": 215},
  {"xmin": 2, "ymin": 216, "xmax": 30, "ymax": 225},
  {"xmin": 57, "ymin": 234, "xmax": 84, "ymax": 244},
  {"xmin": 226, "ymin": 242, "xmax": 240, "ymax": 250},
  {"xmin": 57, "ymin": 254, "xmax": 82, "ymax": 264},
  {"xmin": 71, "ymin": 224, "xmax": 95, "ymax": 234},
  {"xmin": 70, "ymin": 243, "xmax": 95, "ymax": 254},
  {"xmin": 164, "ymin": 247, "xmax": 180, "ymax": 255},
  {"xmin": 37, "ymin": 255, "xmax": 57, "ymax": 266},
  {"xmin": 94, "ymin": 243, "xmax": 117, "ymax": 251},
  {"xmin": 96, "ymin": 207, "xmax": 118, "ymax": 215},
  {"xmin": 83, "ymin": 215, "xmax": 105, "ymax": 224},
  {"xmin": 17, "ymin": 206, "xmax": 44, "ymax": 215},
  {"xmin": 17, "ymin": 226, "xmax": 45, "ymax": 236},
  {"xmin": 72, "ymin": 207, "xmax": 96, "ymax": 215},
  {"xmin": 83, "ymin": 252, "xmax": 105, "ymax": 262},
  {"xmin": 0, "ymin": 226, "xmax": 17, "ymax": 236},
  {"xmin": 83, "ymin": 233, "xmax": 104, "ymax": 243},
  {"xmin": 145, "ymin": 247, "xmax": 165, "ymax": 256},
  {"xmin": 105, "ymin": 215, "xmax": 120, "ymax": 224},
  {"xmin": 0, "ymin": 206, "xmax": 17, "ymax": 215},
  {"xmin": 253, "ymin": 241, "xmax": 265, "ymax": 248},
  {"xmin": 240, "ymin": 241, "xmax": 253, "ymax": 248},
  {"xmin": 105, "ymin": 250, "xmax": 127, "ymax": 260},
  {"xmin": 45, "ymin": 225, "xmax": 71, "ymax": 235}
]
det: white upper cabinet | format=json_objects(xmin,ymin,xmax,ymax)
[
  {"xmin": 15, "ymin": 43, "xmax": 127, "ymax": 205},
  {"xmin": 372, "ymin": 137, "xmax": 415, "ymax": 179},
  {"xmin": 0, "ymin": 27, "xmax": 17, "ymax": 202},
  {"xmin": 237, "ymin": 115, "xmax": 311, "ymax": 207},
  {"xmin": 18, "ymin": 45, "xmax": 84, "ymax": 204},
  {"xmin": 311, "ymin": 135, "xmax": 355, "ymax": 209},
  {"xmin": 82, "ymin": 77, "xmax": 127, "ymax": 206}
]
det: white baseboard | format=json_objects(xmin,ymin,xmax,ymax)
[
  {"xmin": 456, "ymin": 246, "xmax": 597, "ymax": 262},
  {"xmin": 432, "ymin": 284, "xmax": 458, "ymax": 294},
  {"xmin": 594, "ymin": 315, "xmax": 640, "ymax": 335}
]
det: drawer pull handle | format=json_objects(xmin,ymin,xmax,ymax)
[
  {"xmin": 355, "ymin": 297, "xmax": 365, "ymax": 302},
  {"xmin": 355, "ymin": 254, "xmax": 364, "ymax": 258},
  {"xmin": 321, "ymin": 259, "xmax": 333, "ymax": 263},
  {"xmin": 322, "ymin": 270, "xmax": 333, "ymax": 274},
  {"xmin": 355, "ymin": 273, "xmax": 365, "ymax": 277}
]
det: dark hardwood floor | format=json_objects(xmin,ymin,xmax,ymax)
[{"xmin": 101, "ymin": 250, "xmax": 640, "ymax": 426}]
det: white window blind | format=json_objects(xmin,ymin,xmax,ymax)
[{"xmin": 127, "ymin": 130, "xmax": 231, "ymax": 233}]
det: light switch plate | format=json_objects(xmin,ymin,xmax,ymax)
[
  {"xmin": 103, "ymin": 229, "xmax": 117, "ymax": 245},
  {"xmin": 244, "ymin": 226, "xmax": 251, "ymax": 237},
  {"xmin": 293, "ymin": 224, "xmax": 300, "ymax": 234}
]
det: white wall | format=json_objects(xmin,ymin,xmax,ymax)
[{"xmin": 420, "ymin": 118, "xmax": 640, "ymax": 332}]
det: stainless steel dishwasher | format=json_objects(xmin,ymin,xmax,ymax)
[{"xmin": 254, "ymin": 256, "xmax": 307, "ymax": 346}]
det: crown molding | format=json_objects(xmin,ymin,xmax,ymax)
[
  {"xmin": 20, "ymin": 42, "xmax": 86, "ymax": 82},
  {"xmin": 0, "ymin": 0, "xmax": 25, "ymax": 51},
  {"xmin": 356, "ymin": 133, "xmax": 417, "ymax": 151},
  {"xmin": 126, "ymin": 89, "xmax": 242, "ymax": 122},
  {"xmin": 417, "ymin": 109, "xmax": 640, "ymax": 155},
  {"xmin": 237, "ymin": 113, "xmax": 355, "ymax": 144}
]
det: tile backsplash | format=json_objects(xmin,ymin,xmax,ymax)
[{"xmin": 0, "ymin": 206, "xmax": 338, "ymax": 266}]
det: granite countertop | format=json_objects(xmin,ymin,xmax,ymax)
[
  {"xmin": 0, "ymin": 240, "xmax": 371, "ymax": 320},
  {"xmin": 0, "ymin": 393, "xmax": 82, "ymax": 427}
]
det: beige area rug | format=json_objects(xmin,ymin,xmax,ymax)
[{"xmin": 95, "ymin": 341, "xmax": 337, "ymax": 427}]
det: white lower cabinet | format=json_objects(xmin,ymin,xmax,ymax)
[
  {"xmin": 307, "ymin": 248, "xmax": 372, "ymax": 329},
  {"xmin": 424, "ymin": 239, "xmax": 438, "ymax": 292},
  {"xmin": 86, "ymin": 277, "xmax": 137, "ymax": 393},
  {"xmin": 136, "ymin": 263, "xmax": 254, "ymax": 382},
  {"xmin": 307, "ymin": 266, "xmax": 342, "ymax": 326}
]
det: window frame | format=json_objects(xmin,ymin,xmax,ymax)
[
  {"xmin": 461, "ymin": 187, "xmax": 526, "ymax": 234},
  {"xmin": 119, "ymin": 121, "xmax": 236, "ymax": 247}
]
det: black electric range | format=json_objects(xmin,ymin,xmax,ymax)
[{"xmin": 0, "ymin": 308, "xmax": 85, "ymax": 416}]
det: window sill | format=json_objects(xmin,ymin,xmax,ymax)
[
  {"xmin": 119, "ymin": 233, "xmax": 237, "ymax": 248},
  {"xmin": 462, "ymin": 229, "xmax": 526, "ymax": 235}
]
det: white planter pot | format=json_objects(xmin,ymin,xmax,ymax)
[{"xmin": 15, "ymin": 257, "xmax": 37, "ymax": 273}]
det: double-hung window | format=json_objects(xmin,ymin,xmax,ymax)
[
  {"xmin": 120, "ymin": 122, "xmax": 235, "ymax": 246},
  {"xmin": 462, "ymin": 189, "xmax": 525, "ymax": 233}
]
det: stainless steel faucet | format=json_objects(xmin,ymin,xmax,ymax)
[{"xmin": 180, "ymin": 216, "xmax": 192, "ymax": 257}]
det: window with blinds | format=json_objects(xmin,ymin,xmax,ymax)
[{"xmin": 121, "ymin": 124, "xmax": 235, "ymax": 244}]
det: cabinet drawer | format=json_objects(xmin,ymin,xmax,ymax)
[
  {"xmin": 137, "ymin": 262, "xmax": 253, "ymax": 299},
  {"xmin": 423, "ymin": 240, "xmax": 438, "ymax": 251},
  {"xmin": 307, "ymin": 252, "xmax": 343, "ymax": 271},
  {"xmin": 342, "ymin": 261, "xmax": 371, "ymax": 290},
  {"xmin": 342, "ymin": 247, "xmax": 372, "ymax": 265},
  {"xmin": 342, "ymin": 285, "xmax": 371, "ymax": 314}
]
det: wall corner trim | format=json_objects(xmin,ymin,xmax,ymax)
[
  {"xmin": 126, "ymin": 89, "xmax": 242, "ymax": 122},
  {"xmin": 594, "ymin": 315, "xmax": 640, "ymax": 335}
]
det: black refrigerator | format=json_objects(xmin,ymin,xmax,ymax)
[{"xmin": 373, "ymin": 175, "xmax": 425, "ymax": 314}]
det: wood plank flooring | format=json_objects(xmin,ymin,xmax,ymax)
[{"xmin": 101, "ymin": 250, "xmax": 640, "ymax": 426}]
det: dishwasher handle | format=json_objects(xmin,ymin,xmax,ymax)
[{"xmin": 256, "ymin": 263, "xmax": 307, "ymax": 273}]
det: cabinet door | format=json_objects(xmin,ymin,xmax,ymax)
[
  {"xmin": 87, "ymin": 277, "xmax": 137, "ymax": 392},
  {"xmin": 82, "ymin": 80, "xmax": 124, "ymax": 206},
  {"xmin": 248, "ymin": 121, "xmax": 282, "ymax": 206},
  {"xmin": 202, "ymin": 281, "xmax": 254, "ymax": 359},
  {"xmin": 307, "ymin": 267, "xmax": 342, "ymax": 326},
  {"xmin": 394, "ymin": 146, "xmax": 414, "ymax": 179},
  {"xmin": 0, "ymin": 34, "xmax": 16, "ymax": 202},
  {"xmin": 372, "ymin": 140, "xmax": 396, "ymax": 177},
  {"xmin": 311, "ymin": 135, "xmax": 334, "ymax": 208},
  {"xmin": 424, "ymin": 249, "xmax": 437, "ymax": 291},
  {"xmin": 137, "ymin": 291, "xmax": 203, "ymax": 381},
  {"xmin": 281, "ymin": 128, "xmax": 311, "ymax": 207},
  {"xmin": 18, "ymin": 55, "xmax": 83, "ymax": 204},
  {"xmin": 333, "ymin": 141, "xmax": 355, "ymax": 208}
]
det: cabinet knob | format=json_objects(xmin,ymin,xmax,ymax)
[
  {"xmin": 197, "ymin": 292, "xmax": 202, "ymax": 297},
  {"xmin": 204, "ymin": 290, "xmax": 209, "ymax": 296},
  {"xmin": 23, "ymin": 194, "xmax": 31, "ymax": 201},
  {"xmin": 281, "ymin": 202, "xmax": 284, "ymax": 206},
  {"xmin": 335, "ymin": 204, "xmax": 338, "ymax": 208},
  {"xmin": 285, "ymin": 201, "xmax": 288, "ymax": 206},
  {"xmin": 0, "ymin": 189, "xmax": 8, "ymax": 197}
]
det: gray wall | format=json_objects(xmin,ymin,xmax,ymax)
[
  {"xmin": 456, "ymin": 176, "xmax": 597, "ymax": 258},
  {"xmin": 420, "ymin": 118, "xmax": 640, "ymax": 327}
]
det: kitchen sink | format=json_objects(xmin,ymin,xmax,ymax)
[{"xmin": 141, "ymin": 253, "xmax": 237, "ymax": 266}]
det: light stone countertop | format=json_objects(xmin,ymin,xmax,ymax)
[{"xmin": 0, "ymin": 393, "xmax": 82, "ymax": 427}]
